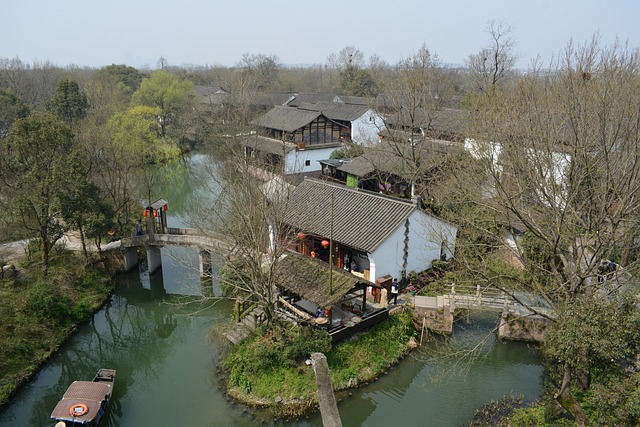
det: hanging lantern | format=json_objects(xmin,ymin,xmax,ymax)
[
  {"xmin": 143, "ymin": 209, "xmax": 148, "ymax": 218},
  {"xmin": 321, "ymin": 240, "xmax": 330, "ymax": 248},
  {"xmin": 153, "ymin": 209, "xmax": 158, "ymax": 217},
  {"xmin": 297, "ymin": 232, "xmax": 306, "ymax": 240},
  {"xmin": 164, "ymin": 204, "xmax": 168, "ymax": 211}
]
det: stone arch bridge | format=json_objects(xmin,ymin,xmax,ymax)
[{"xmin": 120, "ymin": 227, "xmax": 234, "ymax": 276}]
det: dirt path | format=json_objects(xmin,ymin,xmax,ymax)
[
  {"xmin": 0, "ymin": 232, "xmax": 121, "ymax": 266},
  {"xmin": 0, "ymin": 239, "xmax": 31, "ymax": 264}
]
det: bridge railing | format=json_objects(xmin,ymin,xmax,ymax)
[
  {"xmin": 449, "ymin": 283, "xmax": 511, "ymax": 310},
  {"xmin": 448, "ymin": 283, "xmax": 555, "ymax": 318},
  {"xmin": 166, "ymin": 227, "xmax": 201, "ymax": 236}
]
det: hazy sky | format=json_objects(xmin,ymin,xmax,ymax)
[{"xmin": 3, "ymin": 0, "xmax": 639, "ymax": 69}]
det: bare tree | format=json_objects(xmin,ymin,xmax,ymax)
[
  {"xmin": 366, "ymin": 44, "xmax": 458, "ymax": 199},
  {"xmin": 190, "ymin": 139, "xmax": 296, "ymax": 326},
  {"xmin": 237, "ymin": 52, "xmax": 281, "ymax": 91},
  {"xmin": 326, "ymin": 46, "xmax": 365, "ymax": 70},
  {"xmin": 465, "ymin": 19, "xmax": 518, "ymax": 94},
  {"xmin": 459, "ymin": 37, "xmax": 640, "ymax": 424}
]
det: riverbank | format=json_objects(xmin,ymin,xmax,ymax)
[
  {"xmin": 0, "ymin": 249, "xmax": 119, "ymax": 407},
  {"xmin": 219, "ymin": 309, "xmax": 418, "ymax": 418}
]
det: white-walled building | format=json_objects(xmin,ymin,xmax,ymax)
[
  {"xmin": 245, "ymin": 106, "xmax": 348, "ymax": 175},
  {"xmin": 241, "ymin": 135, "xmax": 339, "ymax": 175},
  {"xmin": 297, "ymin": 102, "xmax": 385, "ymax": 146},
  {"xmin": 283, "ymin": 178, "xmax": 457, "ymax": 283}
]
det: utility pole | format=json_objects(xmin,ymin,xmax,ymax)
[{"xmin": 329, "ymin": 190, "xmax": 334, "ymax": 295}]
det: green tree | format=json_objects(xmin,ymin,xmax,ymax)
[
  {"xmin": 50, "ymin": 79, "xmax": 88, "ymax": 125},
  {"xmin": 108, "ymin": 105, "xmax": 181, "ymax": 203},
  {"xmin": 59, "ymin": 157, "xmax": 115, "ymax": 258},
  {"xmin": 338, "ymin": 64, "xmax": 377, "ymax": 96},
  {"xmin": 0, "ymin": 113, "xmax": 81, "ymax": 271},
  {"xmin": 0, "ymin": 87, "xmax": 29, "ymax": 141},
  {"xmin": 131, "ymin": 70, "xmax": 194, "ymax": 138},
  {"xmin": 95, "ymin": 64, "xmax": 144, "ymax": 95}
]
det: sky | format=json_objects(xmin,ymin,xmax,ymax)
[{"xmin": 2, "ymin": 0, "xmax": 639, "ymax": 70}]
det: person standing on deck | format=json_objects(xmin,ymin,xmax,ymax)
[{"xmin": 390, "ymin": 278, "xmax": 399, "ymax": 305}]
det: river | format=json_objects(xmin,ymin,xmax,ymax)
[{"xmin": 0, "ymin": 153, "xmax": 544, "ymax": 427}]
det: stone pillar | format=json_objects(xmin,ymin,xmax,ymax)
[
  {"xmin": 122, "ymin": 247, "xmax": 139, "ymax": 272},
  {"xmin": 147, "ymin": 246, "xmax": 162, "ymax": 275},
  {"xmin": 380, "ymin": 288, "xmax": 388, "ymax": 307},
  {"xmin": 311, "ymin": 353, "xmax": 342, "ymax": 427},
  {"xmin": 199, "ymin": 249, "xmax": 213, "ymax": 278}
]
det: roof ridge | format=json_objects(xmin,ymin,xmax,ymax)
[{"xmin": 302, "ymin": 177, "xmax": 417, "ymax": 206}]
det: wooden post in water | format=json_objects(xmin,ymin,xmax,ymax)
[{"xmin": 311, "ymin": 353, "xmax": 342, "ymax": 427}]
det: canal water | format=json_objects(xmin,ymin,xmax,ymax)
[{"xmin": 0, "ymin": 153, "xmax": 544, "ymax": 427}]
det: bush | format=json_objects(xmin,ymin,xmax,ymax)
[
  {"xmin": 431, "ymin": 259, "xmax": 449, "ymax": 272},
  {"xmin": 283, "ymin": 329, "xmax": 331, "ymax": 362},
  {"xmin": 26, "ymin": 282, "xmax": 75, "ymax": 325},
  {"xmin": 223, "ymin": 312, "xmax": 417, "ymax": 403},
  {"xmin": 506, "ymin": 406, "xmax": 545, "ymax": 426}
]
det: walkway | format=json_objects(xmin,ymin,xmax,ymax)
[
  {"xmin": 223, "ymin": 307, "xmax": 265, "ymax": 345},
  {"xmin": 412, "ymin": 284, "xmax": 554, "ymax": 319},
  {"xmin": 120, "ymin": 227, "xmax": 235, "ymax": 254}
]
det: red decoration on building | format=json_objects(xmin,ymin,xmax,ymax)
[
  {"xmin": 321, "ymin": 240, "xmax": 330, "ymax": 248},
  {"xmin": 164, "ymin": 204, "xmax": 168, "ymax": 211},
  {"xmin": 153, "ymin": 209, "xmax": 158, "ymax": 217},
  {"xmin": 143, "ymin": 209, "xmax": 148, "ymax": 217},
  {"xmin": 297, "ymin": 232, "xmax": 306, "ymax": 239}
]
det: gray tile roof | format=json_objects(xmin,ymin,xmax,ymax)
[
  {"xmin": 336, "ymin": 139, "xmax": 462, "ymax": 177},
  {"xmin": 337, "ymin": 95, "xmax": 371, "ymax": 105},
  {"xmin": 253, "ymin": 92, "xmax": 296, "ymax": 107},
  {"xmin": 250, "ymin": 106, "xmax": 323, "ymax": 132},
  {"xmin": 384, "ymin": 108, "xmax": 469, "ymax": 137},
  {"xmin": 239, "ymin": 134, "xmax": 297, "ymax": 155},
  {"xmin": 285, "ymin": 93, "xmax": 340, "ymax": 107},
  {"xmin": 284, "ymin": 178, "xmax": 416, "ymax": 252},
  {"xmin": 194, "ymin": 85, "xmax": 230, "ymax": 105},
  {"xmin": 297, "ymin": 102, "xmax": 370, "ymax": 122}
]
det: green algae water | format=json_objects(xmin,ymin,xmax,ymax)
[{"xmin": 0, "ymin": 153, "xmax": 543, "ymax": 427}]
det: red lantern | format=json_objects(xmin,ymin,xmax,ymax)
[
  {"xmin": 321, "ymin": 240, "xmax": 330, "ymax": 248},
  {"xmin": 164, "ymin": 204, "xmax": 168, "ymax": 211},
  {"xmin": 297, "ymin": 232, "xmax": 306, "ymax": 239},
  {"xmin": 143, "ymin": 209, "xmax": 148, "ymax": 217},
  {"xmin": 153, "ymin": 209, "xmax": 158, "ymax": 217}
]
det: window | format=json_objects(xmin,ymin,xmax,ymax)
[{"xmin": 305, "ymin": 160, "xmax": 311, "ymax": 166}]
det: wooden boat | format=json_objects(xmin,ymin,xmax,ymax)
[{"xmin": 50, "ymin": 369, "xmax": 116, "ymax": 426}]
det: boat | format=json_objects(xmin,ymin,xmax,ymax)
[{"xmin": 50, "ymin": 369, "xmax": 116, "ymax": 427}]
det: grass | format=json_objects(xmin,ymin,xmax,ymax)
[
  {"xmin": 222, "ymin": 310, "xmax": 417, "ymax": 416},
  {"xmin": 0, "ymin": 249, "xmax": 115, "ymax": 406}
]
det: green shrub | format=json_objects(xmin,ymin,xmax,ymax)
[
  {"xmin": 283, "ymin": 329, "xmax": 331, "ymax": 362},
  {"xmin": 26, "ymin": 282, "xmax": 74, "ymax": 324},
  {"xmin": 507, "ymin": 406, "xmax": 545, "ymax": 426},
  {"xmin": 431, "ymin": 259, "xmax": 449, "ymax": 272}
]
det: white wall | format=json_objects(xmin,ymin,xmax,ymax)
[
  {"xmin": 352, "ymin": 109, "xmax": 385, "ymax": 146},
  {"xmin": 284, "ymin": 147, "xmax": 339, "ymax": 174},
  {"xmin": 367, "ymin": 210, "xmax": 457, "ymax": 282}
]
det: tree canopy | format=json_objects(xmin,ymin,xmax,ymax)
[
  {"xmin": 131, "ymin": 70, "xmax": 194, "ymax": 138},
  {"xmin": 0, "ymin": 113, "xmax": 86, "ymax": 270},
  {"xmin": 50, "ymin": 79, "xmax": 88, "ymax": 125}
]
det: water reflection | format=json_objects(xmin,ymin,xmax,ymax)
[
  {"xmin": 331, "ymin": 312, "xmax": 543, "ymax": 427},
  {"xmin": 0, "ymin": 152, "xmax": 544, "ymax": 427}
]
